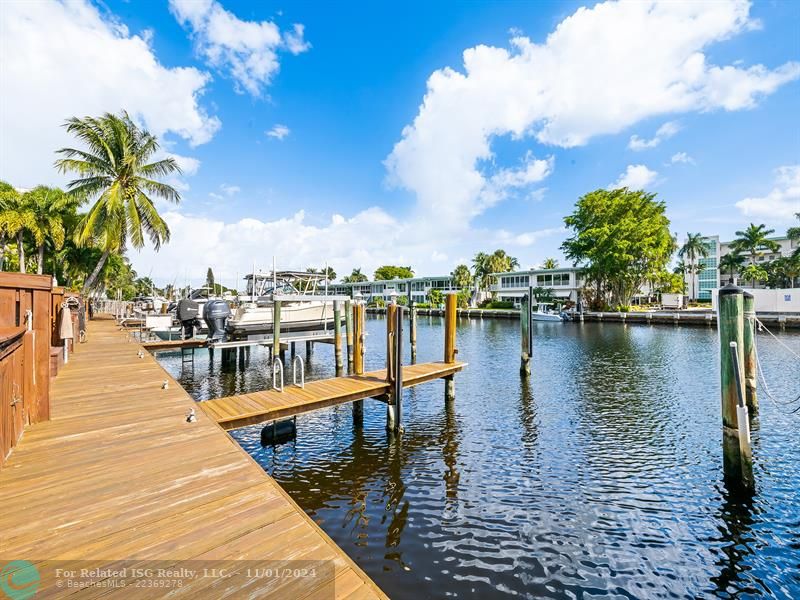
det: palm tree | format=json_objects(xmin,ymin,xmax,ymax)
[
  {"xmin": 22, "ymin": 186, "xmax": 76, "ymax": 274},
  {"xmin": 541, "ymin": 257, "xmax": 559, "ymax": 269},
  {"xmin": 0, "ymin": 181, "xmax": 19, "ymax": 270},
  {"xmin": 0, "ymin": 186, "xmax": 33, "ymax": 272},
  {"xmin": 473, "ymin": 249, "xmax": 519, "ymax": 289},
  {"xmin": 342, "ymin": 268, "xmax": 367, "ymax": 283},
  {"xmin": 730, "ymin": 223, "xmax": 781, "ymax": 286},
  {"xmin": 678, "ymin": 233, "xmax": 709, "ymax": 300},
  {"xmin": 788, "ymin": 213, "xmax": 799, "ymax": 258},
  {"xmin": 55, "ymin": 111, "xmax": 181, "ymax": 293},
  {"xmin": 718, "ymin": 252, "xmax": 745, "ymax": 284},
  {"xmin": 450, "ymin": 264, "xmax": 472, "ymax": 289}
]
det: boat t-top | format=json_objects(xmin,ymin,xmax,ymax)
[
  {"xmin": 227, "ymin": 271, "xmax": 342, "ymax": 338},
  {"xmin": 530, "ymin": 302, "xmax": 567, "ymax": 322}
]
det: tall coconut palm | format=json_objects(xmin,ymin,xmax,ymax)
[
  {"xmin": 23, "ymin": 186, "xmax": 76, "ymax": 274},
  {"xmin": 541, "ymin": 257, "xmax": 559, "ymax": 269},
  {"xmin": 730, "ymin": 223, "xmax": 781, "ymax": 286},
  {"xmin": 718, "ymin": 252, "xmax": 745, "ymax": 284},
  {"xmin": 450, "ymin": 264, "xmax": 472, "ymax": 289},
  {"xmin": 0, "ymin": 186, "xmax": 34, "ymax": 272},
  {"xmin": 0, "ymin": 181, "xmax": 19, "ymax": 269},
  {"xmin": 55, "ymin": 112, "xmax": 181, "ymax": 293},
  {"xmin": 678, "ymin": 233, "xmax": 709, "ymax": 300}
]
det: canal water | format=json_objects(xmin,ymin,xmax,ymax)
[{"xmin": 157, "ymin": 317, "xmax": 800, "ymax": 599}]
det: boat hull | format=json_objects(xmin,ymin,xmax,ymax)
[{"xmin": 530, "ymin": 313, "xmax": 564, "ymax": 322}]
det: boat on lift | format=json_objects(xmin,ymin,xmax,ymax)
[
  {"xmin": 530, "ymin": 302, "xmax": 567, "ymax": 322},
  {"xmin": 226, "ymin": 271, "xmax": 342, "ymax": 338}
]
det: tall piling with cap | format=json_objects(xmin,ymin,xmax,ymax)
[
  {"xmin": 742, "ymin": 291, "xmax": 758, "ymax": 412},
  {"xmin": 333, "ymin": 300, "xmax": 343, "ymax": 376},
  {"xmin": 409, "ymin": 301, "xmax": 417, "ymax": 364},
  {"xmin": 385, "ymin": 300, "xmax": 398, "ymax": 430},
  {"xmin": 351, "ymin": 300, "xmax": 365, "ymax": 425},
  {"xmin": 387, "ymin": 305, "xmax": 404, "ymax": 432},
  {"xmin": 520, "ymin": 287, "xmax": 532, "ymax": 377},
  {"xmin": 717, "ymin": 283, "xmax": 754, "ymax": 489},
  {"xmin": 352, "ymin": 301, "xmax": 365, "ymax": 375},
  {"xmin": 443, "ymin": 292, "xmax": 457, "ymax": 403},
  {"xmin": 345, "ymin": 299, "xmax": 354, "ymax": 372}
]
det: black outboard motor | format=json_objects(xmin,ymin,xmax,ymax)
[
  {"xmin": 204, "ymin": 299, "xmax": 231, "ymax": 342},
  {"xmin": 177, "ymin": 298, "xmax": 200, "ymax": 339}
]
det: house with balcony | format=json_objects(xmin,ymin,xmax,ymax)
[
  {"xmin": 489, "ymin": 267, "xmax": 586, "ymax": 306},
  {"xmin": 328, "ymin": 275, "xmax": 456, "ymax": 304}
]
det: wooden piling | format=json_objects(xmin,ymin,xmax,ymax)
[
  {"xmin": 409, "ymin": 302, "xmax": 417, "ymax": 364},
  {"xmin": 388, "ymin": 306, "xmax": 404, "ymax": 432},
  {"xmin": 345, "ymin": 299, "xmax": 354, "ymax": 372},
  {"xmin": 717, "ymin": 283, "xmax": 753, "ymax": 488},
  {"xmin": 444, "ymin": 293, "xmax": 457, "ymax": 364},
  {"xmin": 352, "ymin": 302, "xmax": 365, "ymax": 376},
  {"xmin": 742, "ymin": 291, "xmax": 758, "ymax": 412},
  {"xmin": 520, "ymin": 288, "xmax": 532, "ymax": 377},
  {"xmin": 386, "ymin": 302, "xmax": 397, "ymax": 378},
  {"xmin": 718, "ymin": 285, "xmax": 744, "ymax": 435},
  {"xmin": 306, "ymin": 340, "xmax": 313, "ymax": 356},
  {"xmin": 333, "ymin": 300, "xmax": 343, "ymax": 376},
  {"xmin": 444, "ymin": 293, "xmax": 457, "ymax": 403}
]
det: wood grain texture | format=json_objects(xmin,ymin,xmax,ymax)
[
  {"xmin": 202, "ymin": 361, "xmax": 466, "ymax": 431},
  {"xmin": 0, "ymin": 319, "xmax": 387, "ymax": 599}
]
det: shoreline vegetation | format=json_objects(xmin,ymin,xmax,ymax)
[{"xmin": 0, "ymin": 111, "xmax": 797, "ymax": 308}]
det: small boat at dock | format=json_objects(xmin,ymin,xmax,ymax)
[{"xmin": 531, "ymin": 302, "xmax": 567, "ymax": 322}]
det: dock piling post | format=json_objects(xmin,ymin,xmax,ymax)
[
  {"xmin": 742, "ymin": 291, "xmax": 758, "ymax": 412},
  {"xmin": 386, "ymin": 306, "xmax": 404, "ymax": 432},
  {"xmin": 409, "ymin": 301, "xmax": 417, "ymax": 364},
  {"xmin": 306, "ymin": 340, "xmax": 313, "ymax": 356},
  {"xmin": 345, "ymin": 299, "xmax": 354, "ymax": 372},
  {"xmin": 717, "ymin": 283, "xmax": 754, "ymax": 489},
  {"xmin": 520, "ymin": 287, "xmax": 532, "ymax": 377},
  {"xmin": 352, "ymin": 301, "xmax": 365, "ymax": 376},
  {"xmin": 333, "ymin": 300, "xmax": 343, "ymax": 376},
  {"xmin": 386, "ymin": 302, "xmax": 397, "ymax": 375},
  {"xmin": 444, "ymin": 292, "xmax": 457, "ymax": 403}
]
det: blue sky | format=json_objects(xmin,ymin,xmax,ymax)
[{"xmin": 1, "ymin": 0, "xmax": 799, "ymax": 286}]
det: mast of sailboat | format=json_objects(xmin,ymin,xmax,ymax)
[{"xmin": 272, "ymin": 256, "xmax": 277, "ymax": 292}]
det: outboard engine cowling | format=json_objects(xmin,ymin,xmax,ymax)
[
  {"xmin": 204, "ymin": 299, "xmax": 231, "ymax": 342},
  {"xmin": 176, "ymin": 298, "xmax": 200, "ymax": 339}
]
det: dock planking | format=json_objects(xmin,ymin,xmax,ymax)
[
  {"xmin": 0, "ymin": 319, "xmax": 386, "ymax": 599},
  {"xmin": 201, "ymin": 361, "xmax": 466, "ymax": 430}
]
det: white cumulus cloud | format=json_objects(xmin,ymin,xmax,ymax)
[
  {"xmin": 736, "ymin": 165, "xmax": 800, "ymax": 221},
  {"xmin": 670, "ymin": 152, "xmax": 695, "ymax": 165},
  {"xmin": 169, "ymin": 0, "xmax": 309, "ymax": 97},
  {"xmin": 629, "ymin": 121, "xmax": 682, "ymax": 151},
  {"xmin": 266, "ymin": 124, "xmax": 291, "ymax": 140},
  {"xmin": 386, "ymin": 0, "xmax": 799, "ymax": 228},
  {"xmin": 610, "ymin": 164, "xmax": 659, "ymax": 189},
  {"xmin": 0, "ymin": 0, "xmax": 220, "ymax": 188}
]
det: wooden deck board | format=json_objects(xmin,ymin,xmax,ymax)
[
  {"xmin": 202, "ymin": 360, "xmax": 465, "ymax": 430},
  {"xmin": 0, "ymin": 319, "xmax": 386, "ymax": 599}
]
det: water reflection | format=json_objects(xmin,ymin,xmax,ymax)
[{"xmin": 157, "ymin": 319, "xmax": 800, "ymax": 599}]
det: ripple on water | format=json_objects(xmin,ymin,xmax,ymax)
[{"xmin": 158, "ymin": 319, "xmax": 800, "ymax": 599}]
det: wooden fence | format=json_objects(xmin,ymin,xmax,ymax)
[{"xmin": 0, "ymin": 272, "xmax": 55, "ymax": 468}]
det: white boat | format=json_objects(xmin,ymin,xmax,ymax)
[
  {"xmin": 226, "ymin": 271, "xmax": 342, "ymax": 338},
  {"xmin": 530, "ymin": 302, "xmax": 565, "ymax": 322}
]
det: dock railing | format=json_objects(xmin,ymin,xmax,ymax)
[{"xmin": 0, "ymin": 272, "xmax": 56, "ymax": 468}]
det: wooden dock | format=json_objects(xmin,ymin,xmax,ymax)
[
  {"xmin": 0, "ymin": 319, "xmax": 386, "ymax": 599},
  {"xmin": 201, "ymin": 361, "xmax": 466, "ymax": 430}
]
